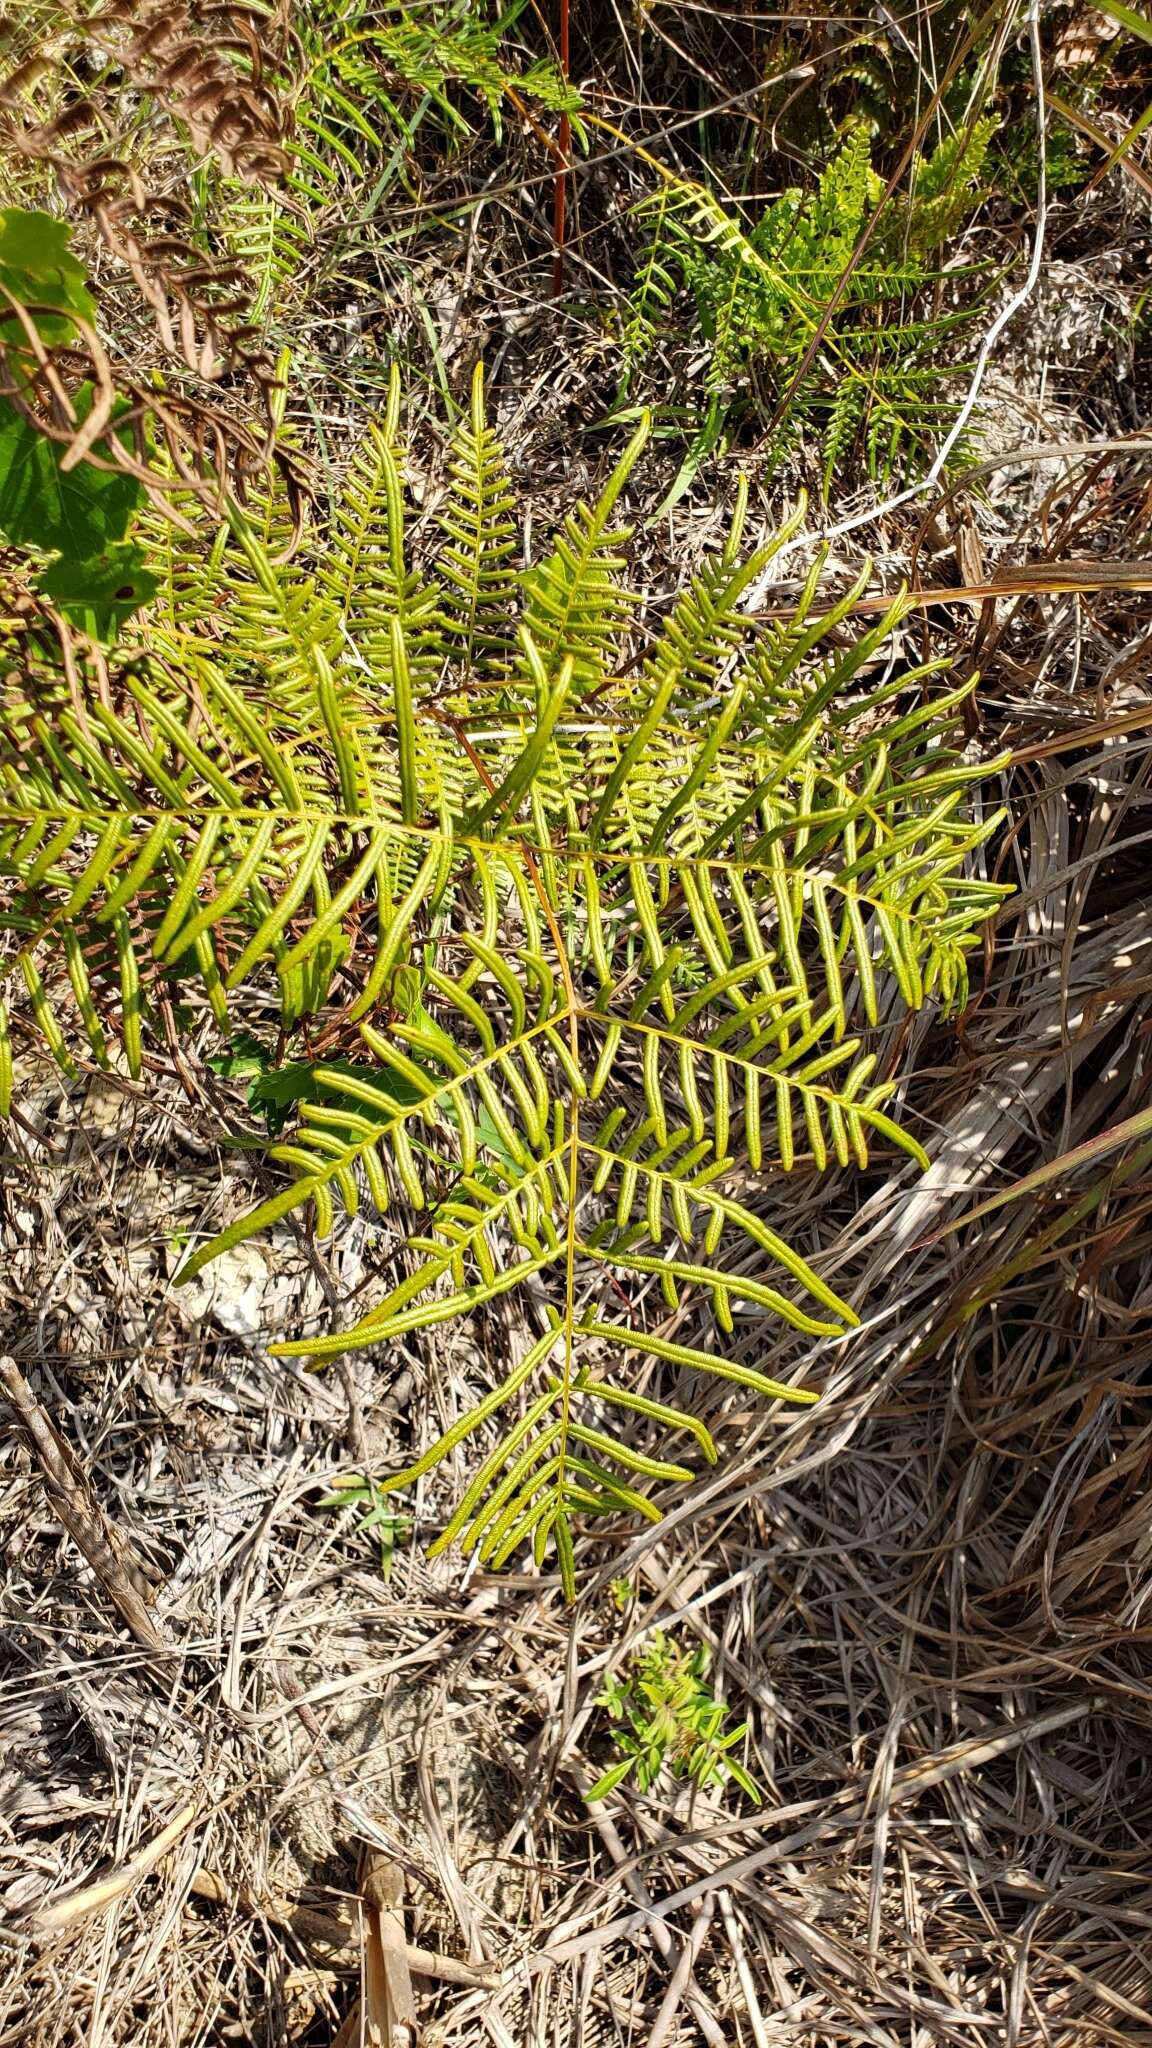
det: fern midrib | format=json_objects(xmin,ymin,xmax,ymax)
[{"xmin": 176, "ymin": 998, "xmax": 928, "ymax": 1283}]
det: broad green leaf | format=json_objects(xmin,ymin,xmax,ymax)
[
  {"xmin": 0, "ymin": 206, "xmax": 96, "ymax": 354},
  {"xmin": 0, "ymin": 210, "xmax": 152, "ymax": 641},
  {"xmin": 38, "ymin": 540, "xmax": 160, "ymax": 642},
  {"xmin": 0, "ymin": 389, "xmax": 142, "ymax": 562}
]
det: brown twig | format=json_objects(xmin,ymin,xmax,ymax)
[{"xmin": 0, "ymin": 1353, "xmax": 173, "ymax": 1656}]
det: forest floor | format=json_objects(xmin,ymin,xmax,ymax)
[{"xmin": 4, "ymin": 5, "xmax": 1152, "ymax": 2046}]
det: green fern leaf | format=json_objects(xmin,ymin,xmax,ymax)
[
  {"xmin": 437, "ymin": 364, "xmax": 519, "ymax": 677},
  {"xmin": 620, "ymin": 118, "xmax": 997, "ymax": 487},
  {"xmin": 0, "ymin": 374, "xmax": 1009, "ymax": 1590},
  {"xmin": 519, "ymin": 422, "xmax": 648, "ymax": 697}
]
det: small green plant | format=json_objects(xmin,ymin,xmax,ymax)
[
  {"xmin": 622, "ymin": 117, "xmax": 999, "ymax": 493},
  {"xmin": 322, "ymin": 1475, "xmax": 413, "ymax": 1580},
  {"xmin": 587, "ymin": 1631, "xmax": 761, "ymax": 1803}
]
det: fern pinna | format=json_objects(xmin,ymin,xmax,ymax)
[{"xmin": 0, "ymin": 367, "xmax": 1007, "ymax": 1592}]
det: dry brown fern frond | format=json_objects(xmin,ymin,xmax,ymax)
[
  {"xmin": 0, "ymin": 3, "xmax": 305, "ymax": 511},
  {"xmin": 85, "ymin": 0, "xmax": 297, "ymax": 185},
  {"xmin": 1, "ymin": 1, "xmax": 296, "ymax": 184}
]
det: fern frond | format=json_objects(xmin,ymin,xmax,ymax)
[
  {"xmin": 0, "ymin": 376, "xmax": 1009, "ymax": 1588},
  {"xmin": 900, "ymin": 115, "xmax": 999, "ymax": 257},
  {"xmin": 621, "ymin": 118, "xmax": 997, "ymax": 486},
  {"xmin": 823, "ymin": 382, "xmax": 866, "ymax": 495},
  {"xmin": 296, "ymin": 0, "xmax": 583, "ymax": 161},
  {"xmin": 319, "ymin": 366, "xmax": 444, "ymax": 688},
  {"xmin": 622, "ymin": 186, "xmax": 682, "ymax": 381},
  {"xmin": 519, "ymin": 420, "xmax": 647, "ymax": 695},
  {"xmin": 215, "ymin": 186, "xmax": 310, "ymax": 323}
]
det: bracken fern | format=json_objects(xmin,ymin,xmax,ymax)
[
  {"xmin": 623, "ymin": 117, "xmax": 999, "ymax": 491},
  {"xmin": 0, "ymin": 367, "xmax": 1008, "ymax": 1592},
  {"xmin": 201, "ymin": 0, "xmax": 583, "ymax": 334}
]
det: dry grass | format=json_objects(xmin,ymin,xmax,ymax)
[{"xmin": 4, "ymin": 2, "xmax": 1152, "ymax": 2042}]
